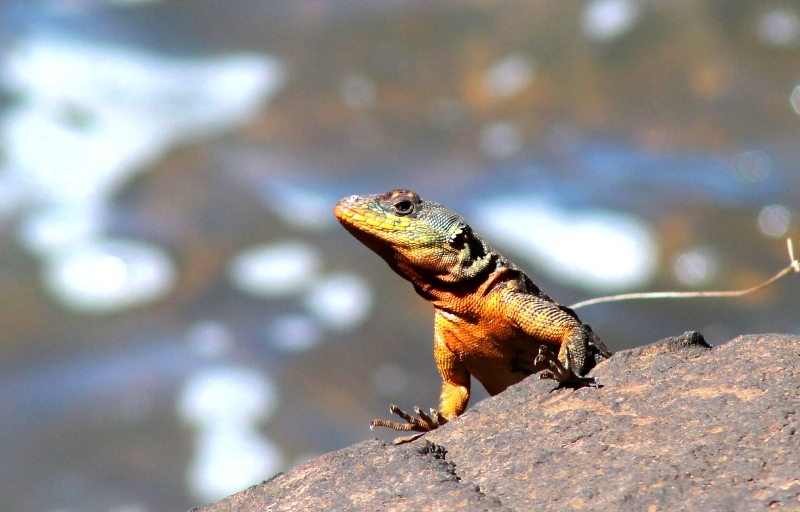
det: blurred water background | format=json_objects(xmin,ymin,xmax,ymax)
[{"xmin": 0, "ymin": 1, "xmax": 798, "ymax": 510}]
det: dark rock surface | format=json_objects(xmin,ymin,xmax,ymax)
[{"xmin": 196, "ymin": 333, "xmax": 800, "ymax": 511}]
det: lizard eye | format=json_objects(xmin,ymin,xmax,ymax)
[{"xmin": 392, "ymin": 199, "xmax": 415, "ymax": 215}]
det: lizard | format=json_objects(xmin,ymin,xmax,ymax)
[{"xmin": 334, "ymin": 189, "xmax": 612, "ymax": 443}]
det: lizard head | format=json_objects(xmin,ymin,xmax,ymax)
[{"xmin": 334, "ymin": 189, "xmax": 493, "ymax": 283}]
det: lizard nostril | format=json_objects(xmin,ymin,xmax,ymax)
[{"xmin": 335, "ymin": 196, "xmax": 361, "ymax": 218}]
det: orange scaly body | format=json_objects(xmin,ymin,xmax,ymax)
[{"xmin": 335, "ymin": 189, "xmax": 612, "ymax": 443}]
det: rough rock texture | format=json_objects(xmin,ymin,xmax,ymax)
[{"xmin": 196, "ymin": 333, "xmax": 800, "ymax": 511}]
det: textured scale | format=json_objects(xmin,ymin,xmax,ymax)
[{"xmin": 334, "ymin": 190, "xmax": 612, "ymax": 440}]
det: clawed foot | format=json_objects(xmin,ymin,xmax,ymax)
[
  {"xmin": 534, "ymin": 345, "xmax": 601, "ymax": 388},
  {"xmin": 370, "ymin": 404, "xmax": 448, "ymax": 445}
]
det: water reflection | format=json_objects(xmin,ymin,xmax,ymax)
[
  {"xmin": 268, "ymin": 314, "xmax": 323, "ymax": 352},
  {"xmin": 18, "ymin": 206, "xmax": 103, "ymax": 254},
  {"xmin": 582, "ymin": 0, "xmax": 640, "ymax": 42},
  {"xmin": 304, "ymin": 273, "xmax": 372, "ymax": 331},
  {"xmin": 187, "ymin": 321, "xmax": 236, "ymax": 360},
  {"xmin": 43, "ymin": 238, "xmax": 175, "ymax": 312},
  {"xmin": 474, "ymin": 197, "xmax": 658, "ymax": 292},
  {"xmin": 260, "ymin": 183, "xmax": 339, "ymax": 232},
  {"xmin": 229, "ymin": 242, "xmax": 321, "ymax": 299},
  {"xmin": 735, "ymin": 150, "xmax": 771, "ymax": 184},
  {"xmin": 480, "ymin": 121, "xmax": 523, "ymax": 160},
  {"xmin": 2, "ymin": 33, "xmax": 285, "ymax": 317},
  {"xmin": 179, "ymin": 366, "xmax": 283, "ymax": 503},
  {"xmin": 758, "ymin": 204, "xmax": 791, "ymax": 237},
  {"xmin": 674, "ymin": 248, "xmax": 718, "ymax": 287},
  {"xmin": 484, "ymin": 54, "xmax": 535, "ymax": 101},
  {"xmin": 340, "ymin": 74, "xmax": 378, "ymax": 109},
  {"xmin": 756, "ymin": 7, "xmax": 800, "ymax": 47},
  {"xmin": 2, "ymin": 36, "xmax": 284, "ymax": 207},
  {"xmin": 791, "ymin": 86, "xmax": 800, "ymax": 115},
  {"xmin": 0, "ymin": 2, "xmax": 798, "ymax": 511}
]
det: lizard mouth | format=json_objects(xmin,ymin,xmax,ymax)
[
  {"xmin": 333, "ymin": 196, "xmax": 359, "ymax": 222},
  {"xmin": 334, "ymin": 199, "xmax": 374, "ymax": 230}
]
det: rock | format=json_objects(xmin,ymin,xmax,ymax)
[{"xmin": 195, "ymin": 333, "xmax": 800, "ymax": 511}]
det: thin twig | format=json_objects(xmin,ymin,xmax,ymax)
[{"xmin": 570, "ymin": 238, "xmax": 799, "ymax": 310}]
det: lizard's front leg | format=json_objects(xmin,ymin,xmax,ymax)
[
  {"xmin": 505, "ymin": 292, "xmax": 606, "ymax": 387},
  {"xmin": 370, "ymin": 330, "xmax": 471, "ymax": 444},
  {"xmin": 370, "ymin": 405, "xmax": 448, "ymax": 444},
  {"xmin": 535, "ymin": 344, "xmax": 601, "ymax": 387}
]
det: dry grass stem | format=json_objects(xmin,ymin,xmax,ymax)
[{"xmin": 570, "ymin": 239, "xmax": 798, "ymax": 310}]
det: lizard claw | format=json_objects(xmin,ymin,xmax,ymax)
[
  {"xmin": 536, "ymin": 345, "xmax": 602, "ymax": 388},
  {"xmin": 370, "ymin": 404, "xmax": 448, "ymax": 444}
]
